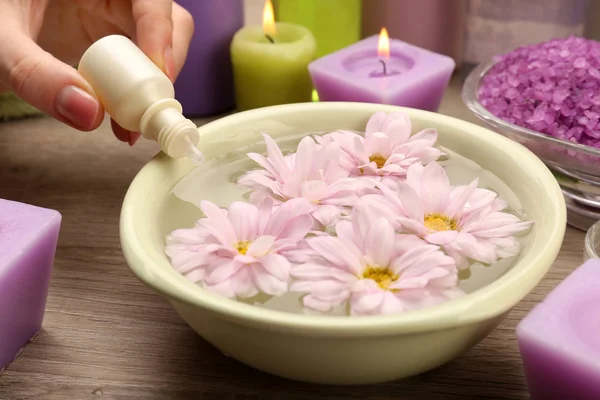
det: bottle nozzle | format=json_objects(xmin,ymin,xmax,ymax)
[
  {"xmin": 139, "ymin": 98, "xmax": 202, "ymax": 163},
  {"xmin": 181, "ymin": 135, "xmax": 204, "ymax": 166}
]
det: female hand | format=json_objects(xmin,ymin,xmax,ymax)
[{"xmin": 0, "ymin": 0, "xmax": 194, "ymax": 145}]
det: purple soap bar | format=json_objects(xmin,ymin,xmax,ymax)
[
  {"xmin": 0, "ymin": 199, "xmax": 61, "ymax": 373},
  {"xmin": 517, "ymin": 259, "xmax": 600, "ymax": 400},
  {"xmin": 308, "ymin": 35, "xmax": 455, "ymax": 112}
]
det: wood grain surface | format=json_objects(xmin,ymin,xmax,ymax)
[{"xmin": 0, "ymin": 76, "xmax": 584, "ymax": 400}]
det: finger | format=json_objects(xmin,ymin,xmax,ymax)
[
  {"xmin": 110, "ymin": 119, "xmax": 141, "ymax": 145},
  {"xmin": 131, "ymin": 0, "xmax": 174, "ymax": 80},
  {"xmin": 170, "ymin": 3, "xmax": 194, "ymax": 79},
  {"xmin": 78, "ymin": 0, "xmax": 136, "ymax": 38},
  {"xmin": 0, "ymin": 32, "xmax": 103, "ymax": 131},
  {"xmin": 111, "ymin": 118, "xmax": 130, "ymax": 143},
  {"xmin": 128, "ymin": 131, "xmax": 142, "ymax": 146}
]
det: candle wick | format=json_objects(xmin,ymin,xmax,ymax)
[
  {"xmin": 379, "ymin": 59, "xmax": 387, "ymax": 76},
  {"xmin": 266, "ymin": 35, "xmax": 275, "ymax": 44}
]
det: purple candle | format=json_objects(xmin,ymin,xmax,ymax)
[
  {"xmin": 174, "ymin": 0, "xmax": 244, "ymax": 117},
  {"xmin": 517, "ymin": 259, "xmax": 600, "ymax": 400},
  {"xmin": 0, "ymin": 199, "xmax": 61, "ymax": 373},
  {"xmin": 308, "ymin": 30, "xmax": 455, "ymax": 111}
]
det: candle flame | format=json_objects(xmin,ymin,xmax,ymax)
[
  {"xmin": 378, "ymin": 27, "xmax": 390, "ymax": 59},
  {"xmin": 263, "ymin": 0, "xmax": 276, "ymax": 37}
]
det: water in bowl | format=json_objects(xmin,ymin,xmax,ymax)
[{"xmin": 163, "ymin": 131, "xmax": 530, "ymax": 315}]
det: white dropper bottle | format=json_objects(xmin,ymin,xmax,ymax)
[{"xmin": 78, "ymin": 35, "xmax": 203, "ymax": 164}]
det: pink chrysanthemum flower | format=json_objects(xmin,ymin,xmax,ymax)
[
  {"xmin": 237, "ymin": 133, "xmax": 376, "ymax": 228},
  {"xmin": 361, "ymin": 162, "xmax": 534, "ymax": 269},
  {"xmin": 290, "ymin": 202, "xmax": 463, "ymax": 316},
  {"xmin": 165, "ymin": 198, "xmax": 314, "ymax": 298},
  {"xmin": 314, "ymin": 112, "xmax": 441, "ymax": 183}
]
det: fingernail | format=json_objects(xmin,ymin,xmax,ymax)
[
  {"xmin": 163, "ymin": 46, "xmax": 175, "ymax": 82},
  {"xmin": 128, "ymin": 132, "xmax": 142, "ymax": 146},
  {"xmin": 56, "ymin": 86, "xmax": 100, "ymax": 130}
]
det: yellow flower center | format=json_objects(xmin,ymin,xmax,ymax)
[
  {"xmin": 234, "ymin": 241, "xmax": 250, "ymax": 255},
  {"xmin": 369, "ymin": 155, "xmax": 387, "ymax": 168},
  {"xmin": 363, "ymin": 267, "xmax": 398, "ymax": 291},
  {"xmin": 423, "ymin": 214, "xmax": 457, "ymax": 231}
]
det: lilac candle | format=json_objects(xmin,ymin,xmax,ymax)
[
  {"xmin": 173, "ymin": 0, "xmax": 244, "ymax": 117},
  {"xmin": 0, "ymin": 199, "xmax": 61, "ymax": 373},
  {"xmin": 308, "ymin": 30, "xmax": 455, "ymax": 111},
  {"xmin": 517, "ymin": 259, "xmax": 600, "ymax": 400}
]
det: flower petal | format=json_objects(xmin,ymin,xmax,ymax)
[
  {"xmin": 364, "ymin": 132, "xmax": 392, "ymax": 158},
  {"xmin": 277, "ymin": 215, "xmax": 314, "ymax": 242},
  {"xmin": 365, "ymin": 112, "xmax": 412, "ymax": 145},
  {"xmin": 469, "ymin": 217, "xmax": 534, "ymax": 238},
  {"xmin": 227, "ymin": 202, "xmax": 258, "ymax": 242},
  {"xmin": 311, "ymin": 204, "xmax": 341, "ymax": 228},
  {"xmin": 184, "ymin": 268, "xmax": 206, "ymax": 283},
  {"xmin": 424, "ymin": 230, "xmax": 458, "ymax": 245},
  {"xmin": 294, "ymin": 278, "xmax": 352, "ymax": 302},
  {"xmin": 392, "ymin": 182, "xmax": 424, "ymax": 221},
  {"xmin": 231, "ymin": 267, "xmax": 259, "ymax": 298},
  {"xmin": 359, "ymin": 194, "xmax": 398, "ymax": 222},
  {"xmin": 300, "ymin": 180, "xmax": 329, "ymax": 202},
  {"xmin": 259, "ymin": 253, "xmax": 291, "ymax": 282},
  {"xmin": 203, "ymin": 279, "xmax": 236, "ymax": 298},
  {"xmin": 251, "ymin": 264, "xmax": 288, "ymax": 296},
  {"xmin": 390, "ymin": 243, "xmax": 445, "ymax": 275},
  {"xmin": 263, "ymin": 198, "xmax": 314, "ymax": 238},
  {"xmin": 333, "ymin": 220, "xmax": 366, "ymax": 261},
  {"xmin": 407, "ymin": 128, "xmax": 437, "ymax": 145},
  {"xmin": 166, "ymin": 243, "xmax": 221, "ymax": 273},
  {"xmin": 291, "ymin": 262, "xmax": 356, "ymax": 283},
  {"xmin": 397, "ymin": 217, "xmax": 428, "ymax": 236},
  {"xmin": 294, "ymin": 135, "xmax": 317, "ymax": 179},
  {"xmin": 246, "ymin": 235, "xmax": 276, "ymax": 257},
  {"xmin": 444, "ymin": 179, "xmax": 479, "ymax": 219},
  {"xmin": 350, "ymin": 289, "xmax": 385, "ymax": 316},
  {"xmin": 364, "ymin": 218, "xmax": 395, "ymax": 267},
  {"xmin": 200, "ymin": 201, "xmax": 237, "ymax": 245},
  {"xmin": 378, "ymin": 292, "xmax": 407, "ymax": 315},
  {"xmin": 365, "ymin": 112, "xmax": 388, "ymax": 135},
  {"xmin": 262, "ymin": 133, "xmax": 293, "ymax": 180},
  {"xmin": 420, "ymin": 162, "xmax": 450, "ymax": 214},
  {"xmin": 350, "ymin": 200, "xmax": 375, "ymax": 243},
  {"xmin": 301, "ymin": 294, "xmax": 339, "ymax": 313},
  {"xmin": 306, "ymin": 236, "xmax": 363, "ymax": 275},
  {"xmin": 204, "ymin": 259, "xmax": 244, "ymax": 285},
  {"xmin": 246, "ymin": 152, "xmax": 278, "ymax": 177},
  {"xmin": 450, "ymin": 232, "xmax": 497, "ymax": 264},
  {"xmin": 405, "ymin": 163, "xmax": 425, "ymax": 195}
]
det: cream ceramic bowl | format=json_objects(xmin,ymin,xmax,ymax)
[{"xmin": 120, "ymin": 102, "xmax": 566, "ymax": 385}]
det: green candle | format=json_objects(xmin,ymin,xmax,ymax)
[
  {"xmin": 230, "ymin": 21, "xmax": 316, "ymax": 111},
  {"xmin": 274, "ymin": 0, "xmax": 361, "ymax": 58}
]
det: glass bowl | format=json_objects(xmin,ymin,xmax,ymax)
[
  {"xmin": 584, "ymin": 219, "xmax": 600, "ymax": 261},
  {"xmin": 462, "ymin": 60, "xmax": 600, "ymax": 230}
]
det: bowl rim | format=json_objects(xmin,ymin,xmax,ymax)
[
  {"xmin": 462, "ymin": 60, "xmax": 600, "ymax": 158},
  {"xmin": 120, "ymin": 102, "xmax": 566, "ymax": 336}
]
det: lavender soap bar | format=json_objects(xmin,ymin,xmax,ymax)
[
  {"xmin": 517, "ymin": 259, "xmax": 600, "ymax": 400},
  {"xmin": 0, "ymin": 199, "xmax": 61, "ymax": 373}
]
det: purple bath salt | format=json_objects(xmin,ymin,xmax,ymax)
[
  {"xmin": 478, "ymin": 36, "xmax": 600, "ymax": 148},
  {"xmin": 0, "ymin": 199, "xmax": 61, "ymax": 373}
]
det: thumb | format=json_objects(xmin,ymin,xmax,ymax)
[{"xmin": 0, "ymin": 32, "xmax": 103, "ymax": 131}]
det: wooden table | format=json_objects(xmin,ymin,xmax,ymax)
[{"xmin": 0, "ymin": 77, "xmax": 584, "ymax": 400}]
